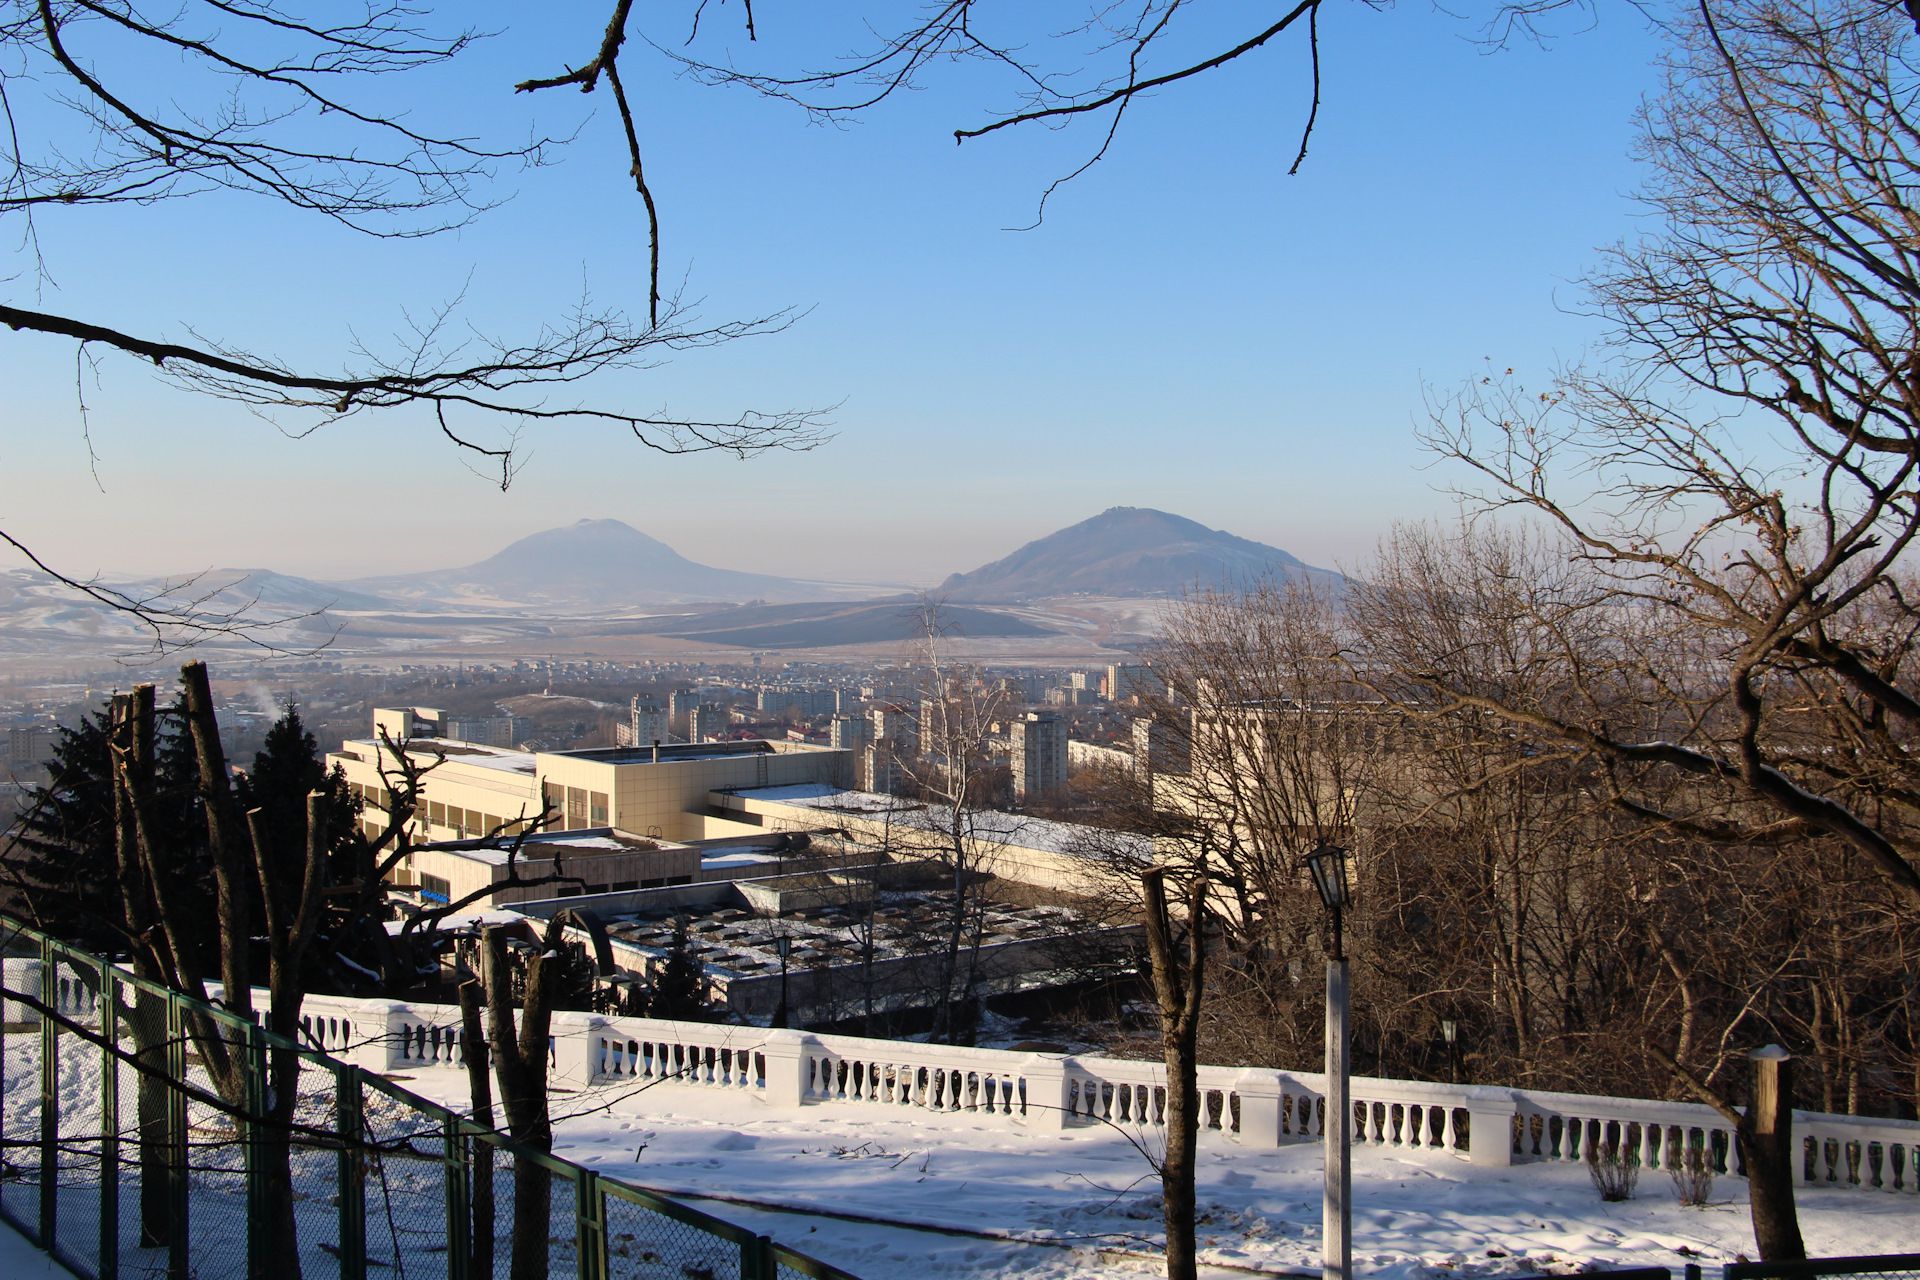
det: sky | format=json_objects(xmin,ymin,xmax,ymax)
[{"xmin": 0, "ymin": 2, "xmax": 1672, "ymax": 590}]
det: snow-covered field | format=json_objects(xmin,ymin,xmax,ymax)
[{"xmin": 392, "ymin": 1073, "xmax": 1920, "ymax": 1280}]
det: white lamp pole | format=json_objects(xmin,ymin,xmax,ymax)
[{"xmin": 1307, "ymin": 844, "xmax": 1353, "ymax": 1280}]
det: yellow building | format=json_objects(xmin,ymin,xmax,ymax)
[{"xmin": 328, "ymin": 709, "xmax": 852, "ymax": 848}]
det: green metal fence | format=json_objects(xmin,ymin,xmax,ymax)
[{"xmin": 0, "ymin": 915, "xmax": 857, "ymax": 1280}]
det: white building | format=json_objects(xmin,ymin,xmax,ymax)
[{"xmin": 1011, "ymin": 712, "xmax": 1067, "ymax": 801}]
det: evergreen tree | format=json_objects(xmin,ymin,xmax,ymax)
[
  {"xmin": 235, "ymin": 701, "xmax": 363, "ymax": 984},
  {"xmin": 8, "ymin": 700, "xmax": 209, "ymax": 955},
  {"xmin": 647, "ymin": 918, "xmax": 709, "ymax": 1021}
]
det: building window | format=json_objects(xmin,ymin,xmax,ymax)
[
  {"xmin": 419, "ymin": 875, "xmax": 450, "ymax": 905},
  {"xmin": 566, "ymin": 786, "xmax": 587, "ymax": 830},
  {"xmin": 429, "ymin": 801, "xmax": 446, "ymax": 827},
  {"xmin": 589, "ymin": 791, "xmax": 609, "ymax": 826}
]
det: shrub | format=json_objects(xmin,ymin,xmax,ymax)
[
  {"xmin": 1587, "ymin": 1138, "xmax": 1640, "ymax": 1202},
  {"xmin": 1669, "ymin": 1145, "xmax": 1715, "ymax": 1207}
]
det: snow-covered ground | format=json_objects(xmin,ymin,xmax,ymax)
[
  {"xmin": 9, "ymin": 1018, "xmax": 1916, "ymax": 1280},
  {"xmin": 0, "ymin": 1220, "xmax": 73, "ymax": 1280},
  {"xmin": 390, "ymin": 1072, "xmax": 1920, "ymax": 1280}
]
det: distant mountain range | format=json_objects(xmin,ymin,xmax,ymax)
[
  {"xmin": 937, "ymin": 506, "xmax": 1343, "ymax": 602},
  {"xmin": 0, "ymin": 510, "xmax": 1342, "ymax": 657},
  {"xmin": 351, "ymin": 518, "xmax": 836, "ymax": 609}
]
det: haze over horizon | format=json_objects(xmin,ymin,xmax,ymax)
[{"xmin": 0, "ymin": 3, "xmax": 1666, "ymax": 590}]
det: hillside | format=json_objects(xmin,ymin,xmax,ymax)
[
  {"xmin": 355, "ymin": 519, "xmax": 830, "ymax": 609},
  {"xmin": 937, "ymin": 507, "xmax": 1343, "ymax": 602}
]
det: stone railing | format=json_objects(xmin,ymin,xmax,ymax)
[{"xmin": 140, "ymin": 986, "xmax": 1919, "ymax": 1193}]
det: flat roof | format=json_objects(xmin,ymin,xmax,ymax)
[
  {"xmin": 418, "ymin": 827, "xmax": 672, "ymax": 866},
  {"xmin": 555, "ymin": 741, "xmax": 776, "ymax": 766},
  {"xmin": 725, "ymin": 785, "xmax": 1152, "ymax": 862},
  {"xmin": 343, "ymin": 737, "xmax": 538, "ymax": 775}
]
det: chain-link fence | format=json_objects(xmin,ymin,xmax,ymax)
[
  {"xmin": 1, "ymin": 916, "xmax": 858, "ymax": 1280},
  {"xmin": 1708, "ymin": 1256, "xmax": 1920, "ymax": 1280}
]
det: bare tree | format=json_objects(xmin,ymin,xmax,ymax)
[
  {"xmin": 1390, "ymin": 1, "xmax": 1920, "ymax": 1252},
  {"xmin": 2, "ymin": 1, "xmax": 824, "ymax": 644},
  {"xmin": 1140, "ymin": 865, "xmax": 1207, "ymax": 1280},
  {"xmin": 896, "ymin": 600, "xmax": 1014, "ymax": 1043}
]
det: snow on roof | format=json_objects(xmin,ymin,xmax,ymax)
[
  {"xmin": 423, "ymin": 830, "xmax": 667, "ymax": 865},
  {"xmin": 729, "ymin": 785, "xmax": 1150, "ymax": 861},
  {"xmin": 383, "ymin": 906, "xmax": 528, "ymax": 934},
  {"xmin": 343, "ymin": 737, "xmax": 537, "ymax": 774},
  {"xmin": 700, "ymin": 850, "xmax": 786, "ymax": 869}
]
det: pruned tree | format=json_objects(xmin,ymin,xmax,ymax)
[{"xmin": 480, "ymin": 917, "xmax": 568, "ymax": 1280}]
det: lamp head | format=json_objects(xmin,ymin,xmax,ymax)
[{"xmin": 1305, "ymin": 843, "xmax": 1351, "ymax": 911}]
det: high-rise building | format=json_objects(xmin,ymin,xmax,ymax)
[
  {"xmin": 689, "ymin": 703, "xmax": 724, "ymax": 744},
  {"xmin": 830, "ymin": 714, "xmax": 873, "ymax": 753},
  {"xmin": 1011, "ymin": 712, "xmax": 1068, "ymax": 801},
  {"xmin": 616, "ymin": 698, "xmax": 669, "ymax": 749},
  {"xmin": 1131, "ymin": 717, "xmax": 1185, "ymax": 775},
  {"xmin": 1106, "ymin": 663, "xmax": 1163, "ymax": 704},
  {"xmin": 6, "ymin": 723, "xmax": 56, "ymax": 772},
  {"xmin": 861, "ymin": 743, "xmax": 906, "ymax": 795},
  {"xmin": 668, "ymin": 689, "xmax": 698, "ymax": 738},
  {"xmin": 444, "ymin": 714, "xmax": 530, "ymax": 748},
  {"xmin": 871, "ymin": 704, "xmax": 916, "ymax": 756}
]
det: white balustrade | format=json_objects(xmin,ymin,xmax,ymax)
[
  {"xmin": 590, "ymin": 1012, "xmax": 766, "ymax": 1093},
  {"xmin": 237, "ymin": 987, "xmax": 1920, "ymax": 1191}
]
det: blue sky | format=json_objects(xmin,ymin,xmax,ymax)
[{"xmin": 0, "ymin": 2, "xmax": 1668, "ymax": 588}]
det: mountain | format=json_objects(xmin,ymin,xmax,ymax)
[
  {"xmin": 936, "ymin": 507, "xmax": 1344, "ymax": 602},
  {"xmin": 356, "ymin": 518, "xmax": 829, "ymax": 609},
  {"xmin": 188, "ymin": 568, "xmax": 402, "ymax": 614}
]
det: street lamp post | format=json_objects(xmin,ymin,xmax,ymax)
[
  {"xmin": 772, "ymin": 935, "xmax": 793, "ymax": 1029},
  {"xmin": 1306, "ymin": 843, "xmax": 1352, "ymax": 1280},
  {"xmin": 1441, "ymin": 1017, "xmax": 1459, "ymax": 1085}
]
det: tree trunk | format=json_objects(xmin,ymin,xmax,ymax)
[
  {"xmin": 129, "ymin": 984, "xmax": 173, "ymax": 1247},
  {"xmin": 1142, "ymin": 867, "xmax": 1206, "ymax": 1280},
  {"xmin": 107, "ymin": 688, "xmax": 174, "ymax": 1248},
  {"xmin": 483, "ymin": 925, "xmax": 558, "ymax": 1280},
  {"xmin": 460, "ymin": 977, "xmax": 497, "ymax": 1280},
  {"xmin": 1742, "ymin": 1049, "xmax": 1807, "ymax": 1262}
]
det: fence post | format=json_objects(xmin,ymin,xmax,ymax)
[
  {"xmin": 443, "ymin": 1114, "xmax": 470, "ymax": 1280},
  {"xmin": 575, "ymin": 1167, "xmax": 604, "ymax": 1280},
  {"xmin": 245, "ymin": 1019, "xmax": 270, "ymax": 1280},
  {"xmin": 100, "ymin": 960, "xmax": 120, "ymax": 1280},
  {"xmin": 1234, "ymin": 1069, "xmax": 1284, "ymax": 1147},
  {"xmin": 758, "ymin": 1029, "xmax": 808, "ymax": 1108},
  {"xmin": 38, "ymin": 935, "xmax": 56, "ymax": 1248},
  {"xmin": 337, "ymin": 1063, "xmax": 367, "ymax": 1280},
  {"xmin": 165, "ymin": 994, "xmax": 189, "ymax": 1280},
  {"xmin": 1463, "ymin": 1088, "xmax": 1516, "ymax": 1168},
  {"xmin": 552, "ymin": 1013, "xmax": 603, "ymax": 1091},
  {"xmin": 1020, "ymin": 1054, "xmax": 1072, "ymax": 1133},
  {"xmin": 741, "ymin": 1232, "xmax": 776, "ymax": 1280}
]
